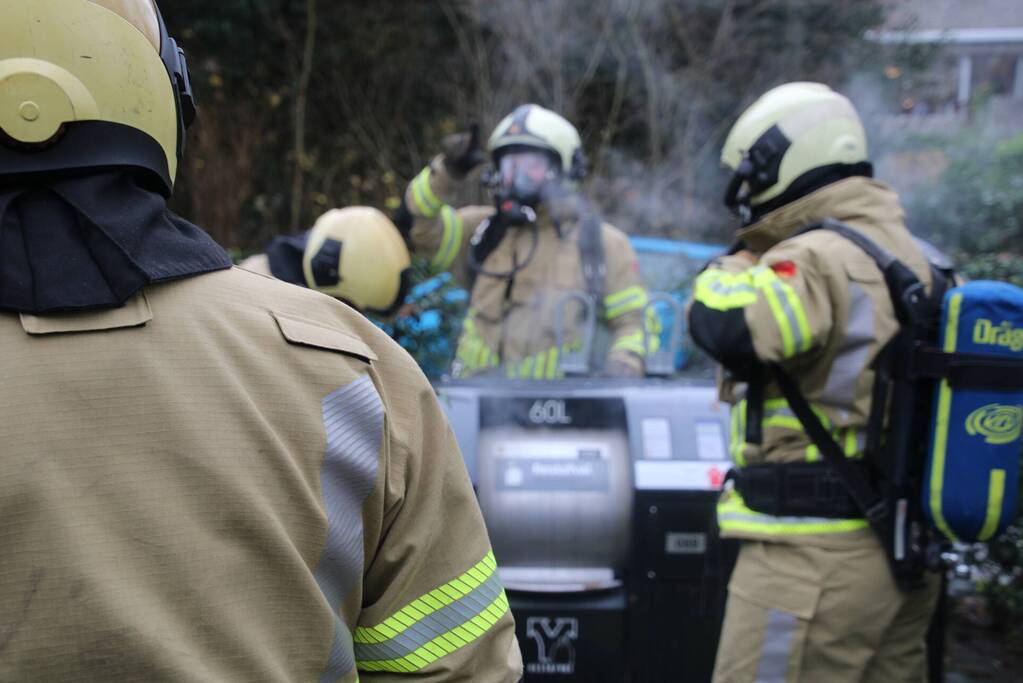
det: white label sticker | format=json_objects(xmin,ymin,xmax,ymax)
[
  {"xmin": 634, "ymin": 461, "xmax": 727, "ymax": 490},
  {"xmin": 695, "ymin": 420, "xmax": 727, "ymax": 461},
  {"xmin": 665, "ymin": 532, "xmax": 707, "ymax": 555},
  {"xmin": 641, "ymin": 418, "xmax": 673, "ymax": 460},
  {"xmin": 493, "ymin": 440, "xmax": 607, "ymax": 460}
]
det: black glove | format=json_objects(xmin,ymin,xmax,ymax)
[{"xmin": 442, "ymin": 124, "xmax": 484, "ymax": 179}]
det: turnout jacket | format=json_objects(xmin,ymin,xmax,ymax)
[
  {"xmin": 404, "ymin": 156, "xmax": 652, "ymax": 378},
  {"xmin": 0, "ymin": 267, "xmax": 521, "ymax": 682},
  {"xmin": 239, "ymin": 252, "xmax": 273, "ymax": 277},
  {"xmin": 689, "ymin": 177, "xmax": 935, "ymax": 548}
]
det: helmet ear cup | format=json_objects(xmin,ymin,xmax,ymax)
[
  {"xmin": 308, "ymin": 238, "xmax": 343, "ymax": 289},
  {"xmin": 154, "ymin": 3, "xmax": 196, "ymax": 159},
  {"xmin": 569, "ymin": 147, "xmax": 588, "ymax": 181}
]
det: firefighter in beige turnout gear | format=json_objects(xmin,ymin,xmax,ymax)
[
  {"xmin": 404, "ymin": 105, "xmax": 654, "ymax": 379},
  {"xmin": 688, "ymin": 83, "xmax": 941, "ymax": 681},
  {"xmin": 0, "ymin": 2, "xmax": 521, "ymax": 681}
]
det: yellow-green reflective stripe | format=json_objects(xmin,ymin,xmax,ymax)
[
  {"xmin": 749, "ymin": 266, "xmax": 809, "ymax": 358},
  {"xmin": 644, "ymin": 309, "xmax": 663, "ymax": 353},
  {"xmin": 356, "ymin": 591, "xmax": 509, "ymax": 673},
  {"xmin": 431, "ymin": 206, "xmax": 463, "ymax": 273},
  {"xmin": 929, "ymin": 293, "xmax": 963, "ymax": 541},
  {"xmin": 612, "ymin": 331, "xmax": 646, "ymax": 356},
  {"xmin": 760, "ymin": 276, "xmax": 796, "ymax": 357},
  {"xmin": 979, "ymin": 469, "xmax": 1007, "ymax": 541},
  {"xmin": 507, "ymin": 344, "xmax": 579, "ymax": 380},
  {"xmin": 412, "ymin": 168, "xmax": 442, "ymax": 218},
  {"xmin": 694, "ymin": 271, "xmax": 758, "ymax": 311},
  {"xmin": 844, "ymin": 428, "xmax": 858, "ymax": 458},
  {"xmin": 354, "ymin": 551, "xmax": 498, "ymax": 645},
  {"xmin": 417, "ymin": 168, "xmax": 442, "ymax": 211},
  {"xmin": 606, "ymin": 285, "xmax": 646, "ymax": 307},
  {"xmin": 534, "ymin": 351, "xmax": 548, "ymax": 379},
  {"xmin": 354, "ymin": 571, "xmax": 506, "ymax": 660},
  {"xmin": 456, "ymin": 315, "xmax": 497, "ymax": 374},
  {"xmin": 731, "ymin": 401, "xmax": 747, "ymax": 467},
  {"xmin": 764, "ymin": 414, "xmax": 803, "ymax": 431},
  {"xmin": 769, "ymin": 282, "xmax": 797, "ymax": 357},
  {"xmin": 717, "ymin": 491, "xmax": 868, "ymax": 535},
  {"xmin": 605, "ymin": 286, "xmax": 649, "ymax": 319},
  {"xmin": 804, "ymin": 427, "xmax": 858, "ymax": 463},
  {"xmin": 547, "ymin": 347, "xmax": 560, "ymax": 379},
  {"xmin": 775, "ymin": 278, "xmax": 811, "ymax": 354}
]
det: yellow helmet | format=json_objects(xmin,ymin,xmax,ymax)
[
  {"xmin": 0, "ymin": 0, "xmax": 195, "ymax": 195},
  {"xmin": 488, "ymin": 104, "xmax": 587, "ymax": 180},
  {"xmin": 302, "ymin": 207, "xmax": 413, "ymax": 316},
  {"xmin": 721, "ymin": 82, "xmax": 869, "ymax": 221}
]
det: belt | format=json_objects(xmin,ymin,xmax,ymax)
[{"xmin": 730, "ymin": 461, "xmax": 869, "ymax": 519}]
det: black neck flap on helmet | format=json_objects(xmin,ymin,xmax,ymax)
[{"xmin": 0, "ymin": 0, "xmax": 196, "ymax": 198}]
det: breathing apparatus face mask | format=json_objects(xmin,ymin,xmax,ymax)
[{"xmin": 484, "ymin": 149, "xmax": 560, "ymax": 225}]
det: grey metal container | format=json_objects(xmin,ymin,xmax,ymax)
[{"xmin": 477, "ymin": 426, "xmax": 633, "ymax": 585}]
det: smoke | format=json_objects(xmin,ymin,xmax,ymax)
[
  {"xmin": 456, "ymin": 0, "xmax": 910, "ymax": 244},
  {"xmin": 844, "ymin": 22, "xmax": 1023, "ymax": 251},
  {"xmin": 455, "ymin": 0, "xmax": 743, "ymax": 243}
]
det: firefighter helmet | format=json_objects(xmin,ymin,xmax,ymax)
[
  {"xmin": 488, "ymin": 104, "xmax": 586, "ymax": 181},
  {"xmin": 302, "ymin": 207, "xmax": 413, "ymax": 316},
  {"xmin": 0, "ymin": 0, "xmax": 195, "ymax": 196},
  {"xmin": 721, "ymin": 82, "xmax": 869, "ymax": 220}
]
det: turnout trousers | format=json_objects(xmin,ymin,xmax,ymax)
[{"xmin": 712, "ymin": 539, "xmax": 940, "ymax": 683}]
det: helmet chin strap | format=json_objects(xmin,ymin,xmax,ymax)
[{"xmin": 738, "ymin": 203, "xmax": 754, "ymax": 227}]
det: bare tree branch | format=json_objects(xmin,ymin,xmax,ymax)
[{"xmin": 288, "ymin": 0, "xmax": 317, "ymax": 233}]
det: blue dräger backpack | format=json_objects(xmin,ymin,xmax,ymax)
[
  {"xmin": 766, "ymin": 220, "xmax": 1023, "ymax": 590},
  {"xmin": 924, "ymin": 281, "xmax": 1023, "ymax": 542}
]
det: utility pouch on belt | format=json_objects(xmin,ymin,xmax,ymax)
[{"xmin": 760, "ymin": 220, "xmax": 1023, "ymax": 591}]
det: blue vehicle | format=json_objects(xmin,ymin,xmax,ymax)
[{"xmin": 386, "ymin": 236, "xmax": 725, "ymax": 379}]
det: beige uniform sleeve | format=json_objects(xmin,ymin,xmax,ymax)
[
  {"xmin": 404, "ymin": 155, "xmax": 491, "ymax": 289},
  {"xmin": 356, "ymin": 370, "xmax": 522, "ymax": 682},
  {"xmin": 690, "ymin": 243, "xmax": 833, "ymax": 364},
  {"xmin": 601, "ymin": 226, "xmax": 651, "ymax": 374},
  {"xmin": 744, "ymin": 241, "xmax": 833, "ymax": 362}
]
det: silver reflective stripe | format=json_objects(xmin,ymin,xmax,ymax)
[
  {"xmin": 606, "ymin": 293, "xmax": 645, "ymax": 316},
  {"xmin": 755, "ymin": 609, "xmax": 797, "ymax": 682},
  {"xmin": 770, "ymin": 281, "xmax": 806, "ymax": 353},
  {"xmin": 764, "ymin": 405, "xmax": 796, "ymax": 420},
  {"xmin": 314, "ymin": 376, "xmax": 385, "ymax": 682},
  {"xmin": 353, "ymin": 571, "xmax": 505, "ymax": 663},
  {"xmin": 821, "ymin": 282, "xmax": 875, "ymax": 409},
  {"xmin": 707, "ymin": 280, "xmax": 756, "ymax": 296},
  {"xmin": 718, "ymin": 511, "xmax": 845, "ymax": 527}
]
